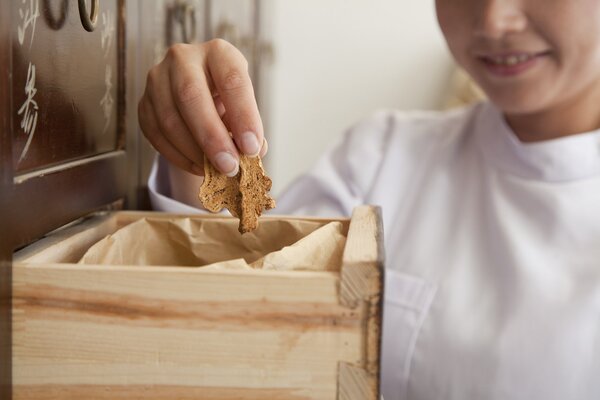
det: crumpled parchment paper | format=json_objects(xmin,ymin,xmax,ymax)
[{"xmin": 79, "ymin": 217, "xmax": 346, "ymax": 272}]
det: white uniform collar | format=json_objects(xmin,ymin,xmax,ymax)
[{"xmin": 476, "ymin": 101, "xmax": 600, "ymax": 182}]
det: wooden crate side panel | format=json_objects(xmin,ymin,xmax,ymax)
[
  {"xmin": 13, "ymin": 265, "xmax": 365, "ymax": 399},
  {"xmin": 13, "ymin": 264, "xmax": 341, "ymax": 303}
]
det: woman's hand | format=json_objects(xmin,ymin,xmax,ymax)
[{"xmin": 138, "ymin": 39, "xmax": 266, "ymax": 177}]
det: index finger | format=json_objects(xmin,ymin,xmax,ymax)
[
  {"xmin": 168, "ymin": 45, "xmax": 241, "ymax": 176},
  {"xmin": 206, "ymin": 39, "xmax": 264, "ymax": 157}
]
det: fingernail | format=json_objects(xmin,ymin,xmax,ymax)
[
  {"xmin": 214, "ymin": 152, "xmax": 239, "ymax": 177},
  {"xmin": 240, "ymin": 131, "xmax": 260, "ymax": 156},
  {"xmin": 259, "ymin": 138, "xmax": 269, "ymax": 158}
]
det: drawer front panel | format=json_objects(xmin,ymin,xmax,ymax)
[
  {"xmin": 12, "ymin": 0, "xmax": 124, "ymax": 174},
  {"xmin": 13, "ymin": 265, "xmax": 363, "ymax": 399}
]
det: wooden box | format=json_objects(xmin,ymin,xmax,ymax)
[{"xmin": 13, "ymin": 206, "xmax": 384, "ymax": 400}]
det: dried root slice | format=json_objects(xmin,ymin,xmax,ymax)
[
  {"xmin": 198, "ymin": 155, "xmax": 242, "ymax": 218},
  {"xmin": 238, "ymin": 156, "xmax": 277, "ymax": 233},
  {"xmin": 198, "ymin": 154, "xmax": 276, "ymax": 234}
]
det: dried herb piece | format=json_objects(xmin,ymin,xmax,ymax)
[{"xmin": 199, "ymin": 154, "xmax": 276, "ymax": 234}]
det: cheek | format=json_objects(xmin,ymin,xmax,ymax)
[
  {"xmin": 436, "ymin": 2, "xmax": 458, "ymax": 38},
  {"xmin": 544, "ymin": 2, "xmax": 600, "ymax": 73},
  {"xmin": 549, "ymin": 28, "xmax": 600, "ymax": 89},
  {"xmin": 435, "ymin": 4, "xmax": 470, "ymax": 64},
  {"xmin": 574, "ymin": 28, "xmax": 600, "ymax": 69}
]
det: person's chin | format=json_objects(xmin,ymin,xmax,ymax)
[{"xmin": 488, "ymin": 93, "xmax": 546, "ymax": 115}]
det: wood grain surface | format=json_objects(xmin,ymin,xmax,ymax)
[
  {"xmin": 11, "ymin": 0, "xmax": 125, "ymax": 173},
  {"xmin": 13, "ymin": 208, "xmax": 383, "ymax": 399},
  {"xmin": 1, "ymin": 1, "xmax": 13, "ymax": 398}
]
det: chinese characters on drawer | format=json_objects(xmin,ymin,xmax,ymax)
[
  {"xmin": 100, "ymin": 9, "xmax": 115, "ymax": 134},
  {"xmin": 15, "ymin": 1, "xmax": 119, "ymax": 168},
  {"xmin": 17, "ymin": 0, "xmax": 40, "ymax": 163}
]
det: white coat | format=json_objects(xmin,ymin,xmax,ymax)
[{"xmin": 149, "ymin": 101, "xmax": 600, "ymax": 400}]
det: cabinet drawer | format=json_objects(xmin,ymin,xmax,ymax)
[
  {"xmin": 13, "ymin": 206, "xmax": 384, "ymax": 400},
  {"xmin": 11, "ymin": 0, "xmax": 124, "ymax": 174}
]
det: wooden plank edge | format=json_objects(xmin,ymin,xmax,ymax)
[
  {"xmin": 338, "ymin": 206, "xmax": 385, "ymax": 399},
  {"xmin": 340, "ymin": 205, "xmax": 385, "ymax": 308},
  {"xmin": 337, "ymin": 362, "xmax": 378, "ymax": 400},
  {"xmin": 12, "ymin": 262, "xmax": 340, "ymax": 277},
  {"xmin": 13, "ymin": 384, "xmax": 312, "ymax": 400},
  {"xmin": 13, "ymin": 213, "xmax": 117, "ymax": 263}
]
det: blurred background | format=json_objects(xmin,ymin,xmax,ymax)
[
  {"xmin": 140, "ymin": 0, "xmax": 483, "ymax": 195},
  {"xmin": 260, "ymin": 0, "xmax": 453, "ymax": 194}
]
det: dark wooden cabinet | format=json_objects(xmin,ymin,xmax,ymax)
[
  {"xmin": 3, "ymin": 0, "xmax": 127, "ymax": 250},
  {"xmin": 1, "ymin": 1, "xmax": 265, "ymax": 398},
  {"xmin": 11, "ymin": 0, "xmax": 125, "ymax": 174}
]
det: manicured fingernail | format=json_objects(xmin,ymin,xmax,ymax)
[
  {"xmin": 240, "ymin": 131, "xmax": 260, "ymax": 156},
  {"xmin": 214, "ymin": 152, "xmax": 239, "ymax": 177},
  {"xmin": 259, "ymin": 138, "xmax": 269, "ymax": 158}
]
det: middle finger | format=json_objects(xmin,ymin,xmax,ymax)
[{"xmin": 149, "ymin": 68, "xmax": 205, "ymax": 166}]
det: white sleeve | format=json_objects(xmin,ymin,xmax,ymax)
[
  {"xmin": 148, "ymin": 154, "xmax": 206, "ymax": 214},
  {"xmin": 148, "ymin": 111, "xmax": 393, "ymax": 217}
]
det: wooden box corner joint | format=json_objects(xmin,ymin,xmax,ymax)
[{"xmin": 338, "ymin": 205, "xmax": 384, "ymax": 400}]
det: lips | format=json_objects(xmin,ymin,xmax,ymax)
[
  {"xmin": 476, "ymin": 51, "xmax": 550, "ymax": 77},
  {"xmin": 482, "ymin": 53, "xmax": 536, "ymax": 66}
]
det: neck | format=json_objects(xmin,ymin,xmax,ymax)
[{"xmin": 505, "ymin": 89, "xmax": 600, "ymax": 143}]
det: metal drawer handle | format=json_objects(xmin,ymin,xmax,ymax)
[
  {"xmin": 172, "ymin": 1, "xmax": 197, "ymax": 44},
  {"xmin": 43, "ymin": 0, "xmax": 69, "ymax": 30},
  {"xmin": 78, "ymin": 0, "xmax": 99, "ymax": 32}
]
